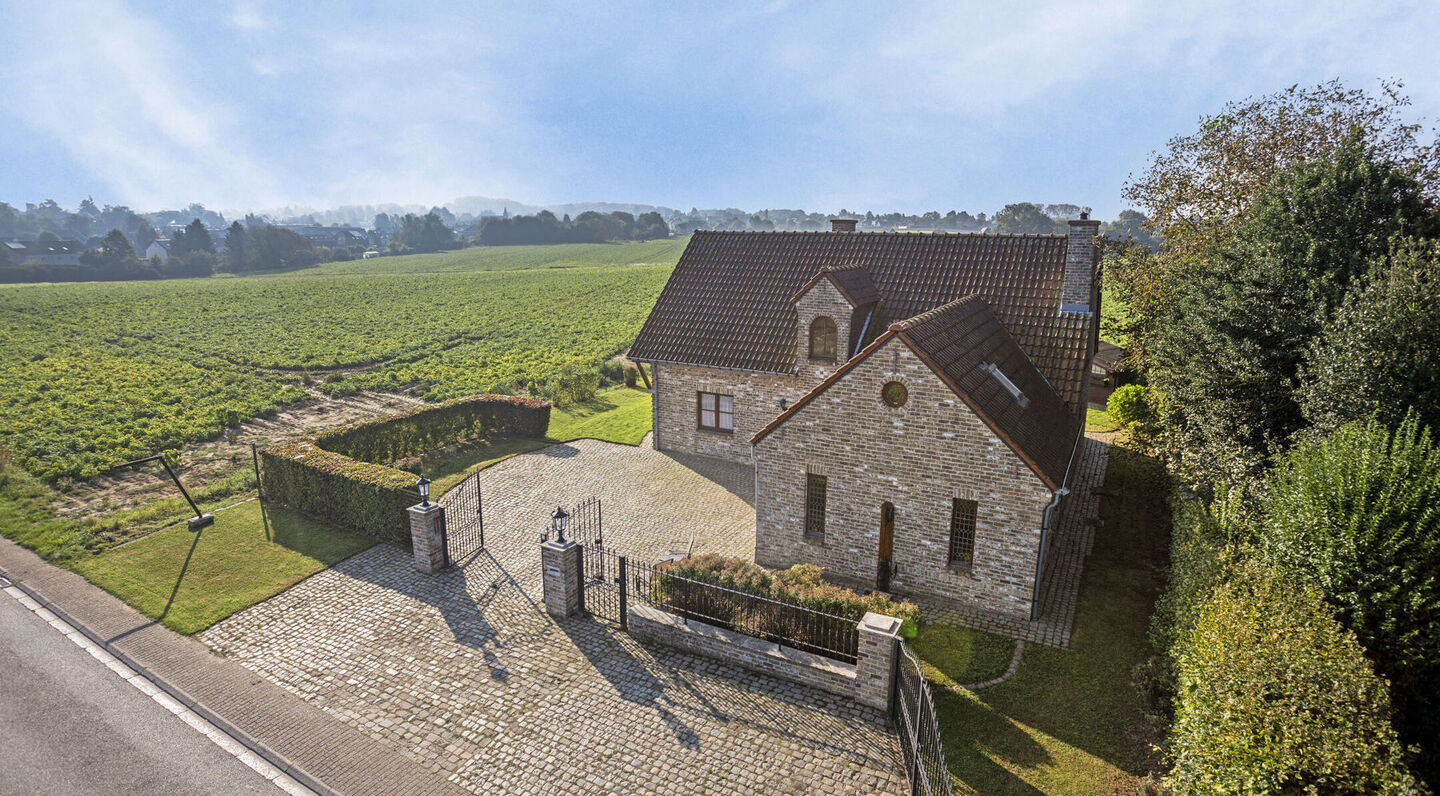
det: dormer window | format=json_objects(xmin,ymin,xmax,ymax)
[
  {"xmin": 809, "ymin": 316, "xmax": 837, "ymax": 362},
  {"xmin": 981, "ymin": 362, "xmax": 1030, "ymax": 408}
]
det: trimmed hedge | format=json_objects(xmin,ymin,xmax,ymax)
[
  {"xmin": 315, "ymin": 394, "xmax": 550, "ymax": 463},
  {"xmin": 657, "ymin": 554, "xmax": 920, "ymax": 636},
  {"xmin": 259, "ymin": 439, "xmax": 419, "ymax": 544},
  {"xmin": 1169, "ymin": 561, "xmax": 1419, "ymax": 794}
]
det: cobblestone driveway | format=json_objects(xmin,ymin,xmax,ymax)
[{"xmin": 202, "ymin": 437, "xmax": 905, "ymax": 795}]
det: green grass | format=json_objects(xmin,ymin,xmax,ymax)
[
  {"xmin": 70, "ymin": 500, "xmax": 375, "ymax": 635},
  {"xmin": 427, "ymin": 386, "xmax": 653, "ymax": 495},
  {"xmin": 921, "ymin": 445, "xmax": 1169, "ymax": 794},
  {"xmin": 1085, "ymin": 408, "xmax": 1122, "ymax": 434},
  {"xmin": 304, "ymin": 238, "xmax": 687, "ymax": 276},
  {"xmin": 911, "ymin": 624, "xmax": 1017, "ymax": 687}
]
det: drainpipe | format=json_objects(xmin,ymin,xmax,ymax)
[{"xmin": 1030, "ymin": 424, "xmax": 1085, "ymax": 621}]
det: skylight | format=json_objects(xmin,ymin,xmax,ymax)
[{"xmin": 982, "ymin": 362, "xmax": 1030, "ymax": 408}]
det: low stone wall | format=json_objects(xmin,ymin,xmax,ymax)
[{"xmin": 627, "ymin": 604, "xmax": 856, "ymax": 698}]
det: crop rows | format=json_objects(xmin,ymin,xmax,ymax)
[{"xmin": 0, "ymin": 259, "xmax": 673, "ymax": 481}]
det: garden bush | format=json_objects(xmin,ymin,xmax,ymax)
[
  {"xmin": 315, "ymin": 394, "xmax": 549, "ymax": 464},
  {"xmin": 259, "ymin": 439, "xmax": 418, "ymax": 544},
  {"xmin": 1168, "ymin": 561, "xmax": 1419, "ymax": 794},
  {"xmin": 1256, "ymin": 412, "xmax": 1440, "ymax": 781},
  {"xmin": 1106, "ymin": 383, "xmax": 1155, "ymax": 427},
  {"xmin": 656, "ymin": 553, "xmax": 920, "ymax": 636},
  {"xmin": 623, "ymin": 364, "xmax": 638, "ymax": 388}
]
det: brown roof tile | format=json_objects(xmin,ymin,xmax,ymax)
[{"xmin": 628, "ymin": 230, "xmax": 1091, "ymax": 406}]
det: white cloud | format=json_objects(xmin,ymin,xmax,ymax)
[{"xmin": 230, "ymin": 1, "xmax": 269, "ymax": 32}]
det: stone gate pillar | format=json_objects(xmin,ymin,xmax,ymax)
[
  {"xmin": 541, "ymin": 537, "xmax": 583, "ymax": 618},
  {"xmin": 854, "ymin": 612, "xmax": 902, "ymax": 711},
  {"xmin": 409, "ymin": 502, "xmax": 446, "ymax": 574}
]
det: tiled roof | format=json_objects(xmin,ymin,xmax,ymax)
[
  {"xmin": 628, "ymin": 230, "xmax": 1092, "ymax": 406},
  {"xmin": 753, "ymin": 296, "xmax": 1080, "ymax": 490},
  {"xmin": 788, "ymin": 264, "xmax": 882, "ymax": 308}
]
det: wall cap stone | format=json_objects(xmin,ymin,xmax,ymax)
[{"xmin": 859, "ymin": 612, "xmax": 901, "ymax": 636}]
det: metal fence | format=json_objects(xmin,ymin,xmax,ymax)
[
  {"xmin": 893, "ymin": 641, "xmax": 952, "ymax": 796},
  {"xmin": 439, "ymin": 471, "xmax": 484, "ymax": 566},
  {"xmin": 629, "ymin": 558, "xmax": 861, "ymax": 664}
]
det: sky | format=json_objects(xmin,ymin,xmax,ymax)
[{"xmin": 1, "ymin": 0, "xmax": 1437, "ymax": 220}]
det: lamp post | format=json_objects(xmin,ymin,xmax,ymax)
[
  {"xmin": 551, "ymin": 505, "xmax": 570, "ymax": 543},
  {"xmin": 416, "ymin": 476, "xmax": 432, "ymax": 507}
]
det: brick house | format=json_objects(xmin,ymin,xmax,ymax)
[{"xmin": 628, "ymin": 218, "xmax": 1099, "ymax": 620}]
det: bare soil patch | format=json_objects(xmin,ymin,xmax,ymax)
[{"xmin": 55, "ymin": 390, "xmax": 423, "ymax": 520}]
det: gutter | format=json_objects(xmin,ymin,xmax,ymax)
[
  {"xmin": 626, "ymin": 356, "xmax": 793, "ymax": 378},
  {"xmin": 1030, "ymin": 422, "xmax": 1085, "ymax": 621}
]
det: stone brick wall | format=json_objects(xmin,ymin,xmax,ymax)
[
  {"xmin": 627, "ymin": 604, "xmax": 857, "ymax": 699},
  {"xmin": 651, "ymin": 362, "xmax": 813, "ymax": 465},
  {"xmin": 1061, "ymin": 219, "xmax": 1101, "ymax": 310},
  {"xmin": 794, "ymin": 277, "xmax": 856, "ymax": 382},
  {"xmin": 754, "ymin": 336, "xmax": 1055, "ymax": 620}
]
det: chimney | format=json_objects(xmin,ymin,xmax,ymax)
[
  {"xmin": 1060, "ymin": 214, "xmax": 1100, "ymax": 314},
  {"xmin": 830, "ymin": 218, "xmax": 857, "ymax": 233}
]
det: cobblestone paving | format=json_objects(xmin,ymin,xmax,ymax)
[
  {"xmin": 203, "ymin": 436, "xmax": 904, "ymax": 795},
  {"xmin": 918, "ymin": 435, "xmax": 1110, "ymax": 648}
]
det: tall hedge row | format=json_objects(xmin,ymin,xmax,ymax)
[
  {"xmin": 315, "ymin": 394, "xmax": 550, "ymax": 464},
  {"xmin": 1169, "ymin": 561, "xmax": 1419, "ymax": 795},
  {"xmin": 259, "ymin": 440, "xmax": 419, "ymax": 544}
]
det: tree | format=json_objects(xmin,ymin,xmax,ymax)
[
  {"xmin": 224, "ymin": 222, "xmax": 246, "ymax": 272},
  {"xmin": 133, "ymin": 221, "xmax": 158, "ymax": 253},
  {"xmin": 1148, "ymin": 136, "xmax": 1440, "ymax": 486},
  {"xmin": 244, "ymin": 226, "xmax": 316, "ymax": 271},
  {"xmin": 989, "ymin": 203, "xmax": 1065, "ymax": 234},
  {"xmin": 1256, "ymin": 414, "xmax": 1440, "ymax": 781},
  {"xmin": 170, "ymin": 218, "xmax": 214, "ymax": 257},
  {"xmin": 1300, "ymin": 239, "xmax": 1440, "ymax": 435},
  {"xmin": 634, "ymin": 212, "xmax": 669, "ymax": 240},
  {"xmin": 1042, "ymin": 203, "xmax": 1089, "ymax": 220},
  {"xmin": 393, "ymin": 212, "xmax": 456, "ymax": 252},
  {"xmin": 78, "ymin": 229, "xmax": 147, "ymax": 280},
  {"xmin": 1100, "ymin": 209, "xmax": 1159, "ymax": 250}
]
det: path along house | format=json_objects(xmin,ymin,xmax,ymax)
[{"xmin": 628, "ymin": 217, "xmax": 1100, "ymax": 621}]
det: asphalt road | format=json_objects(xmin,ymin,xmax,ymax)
[{"xmin": 0, "ymin": 589, "xmax": 278, "ymax": 796}]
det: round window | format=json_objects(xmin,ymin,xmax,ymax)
[{"xmin": 881, "ymin": 381, "xmax": 908, "ymax": 407}]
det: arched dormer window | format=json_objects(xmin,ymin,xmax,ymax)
[{"xmin": 809, "ymin": 316, "xmax": 837, "ymax": 362}]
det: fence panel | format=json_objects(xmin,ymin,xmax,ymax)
[{"xmin": 893, "ymin": 642, "xmax": 952, "ymax": 796}]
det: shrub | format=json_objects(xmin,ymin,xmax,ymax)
[
  {"xmin": 1256, "ymin": 412, "xmax": 1440, "ymax": 779},
  {"xmin": 623, "ymin": 365, "xmax": 638, "ymax": 388},
  {"xmin": 1168, "ymin": 561, "xmax": 1419, "ymax": 794},
  {"xmin": 598, "ymin": 359, "xmax": 625, "ymax": 386},
  {"xmin": 1107, "ymin": 383, "xmax": 1154, "ymax": 427},
  {"xmin": 258, "ymin": 439, "xmax": 417, "ymax": 544},
  {"xmin": 657, "ymin": 553, "xmax": 920, "ymax": 636},
  {"xmin": 315, "ymin": 394, "xmax": 549, "ymax": 464}
]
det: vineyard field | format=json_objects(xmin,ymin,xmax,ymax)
[
  {"xmin": 301, "ymin": 238, "xmax": 686, "ymax": 276},
  {"xmin": 0, "ymin": 244, "xmax": 678, "ymax": 481}
]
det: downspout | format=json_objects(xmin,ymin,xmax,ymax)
[
  {"xmin": 1030, "ymin": 424, "xmax": 1085, "ymax": 621},
  {"xmin": 853, "ymin": 306, "xmax": 874, "ymax": 358}
]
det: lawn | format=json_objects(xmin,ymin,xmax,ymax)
[
  {"xmin": 919, "ymin": 445, "xmax": 1169, "ymax": 794},
  {"xmin": 911, "ymin": 623, "xmax": 1017, "ymax": 687},
  {"xmin": 1085, "ymin": 408, "xmax": 1122, "ymax": 434},
  {"xmin": 70, "ymin": 499, "xmax": 374, "ymax": 635},
  {"xmin": 427, "ymin": 385, "xmax": 653, "ymax": 494}
]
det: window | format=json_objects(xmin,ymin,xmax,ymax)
[
  {"xmin": 809, "ymin": 316, "xmax": 837, "ymax": 361},
  {"xmin": 804, "ymin": 473, "xmax": 827, "ymax": 538},
  {"xmin": 697, "ymin": 391, "xmax": 734, "ymax": 432},
  {"xmin": 981, "ymin": 362, "xmax": 1029, "ymax": 408},
  {"xmin": 881, "ymin": 381, "xmax": 908, "ymax": 407},
  {"xmin": 949, "ymin": 498, "xmax": 978, "ymax": 565}
]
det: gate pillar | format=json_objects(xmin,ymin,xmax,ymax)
[
  {"xmin": 854, "ymin": 612, "xmax": 902, "ymax": 711},
  {"xmin": 409, "ymin": 502, "xmax": 446, "ymax": 574},
  {"xmin": 541, "ymin": 538, "xmax": 583, "ymax": 618}
]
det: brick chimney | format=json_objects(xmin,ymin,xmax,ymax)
[
  {"xmin": 830, "ymin": 218, "xmax": 857, "ymax": 233},
  {"xmin": 1060, "ymin": 212, "xmax": 1100, "ymax": 314}
]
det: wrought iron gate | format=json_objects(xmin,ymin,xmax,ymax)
[
  {"xmin": 893, "ymin": 642, "xmax": 952, "ymax": 796},
  {"xmin": 582, "ymin": 543, "xmax": 629, "ymax": 627},
  {"xmin": 439, "ymin": 472, "xmax": 484, "ymax": 566}
]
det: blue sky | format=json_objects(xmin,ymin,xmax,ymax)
[{"xmin": 2, "ymin": 0, "xmax": 1436, "ymax": 219}]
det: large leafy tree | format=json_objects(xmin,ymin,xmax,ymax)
[
  {"xmin": 989, "ymin": 202, "xmax": 1065, "ymax": 234},
  {"xmin": 394, "ymin": 212, "xmax": 455, "ymax": 253},
  {"xmin": 1300, "ymin": 239, "xmax": 1440, "ymax": 434},
  {"xmin": 170, "ymin": 218, "xmax": 215, "ymax": 257},
  {"xmin": 1256, "ymin": 414, "xmax": 1440, "ymax": 781},
  {"xmin": 1148, "ymin": 136, "xmax": 1439, "ymax": 485}
]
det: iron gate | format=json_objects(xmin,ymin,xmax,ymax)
[
  {"xmin": 583, "ymin": 543, "xmax": 629, "ymax": 627},
  {"xmin": 439, "ymin": 472, "xmax": 484, "ymax": 566},
  {"xmin": 893, "ymin": 642, "xmax": 952, "ymax": 796}
]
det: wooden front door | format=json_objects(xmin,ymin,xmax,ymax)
[{"xmin": 877, "ymin": 502, "xmax": 895, "ymax": 592}]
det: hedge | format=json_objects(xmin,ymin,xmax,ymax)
[
  {"xmin": 259, "ymin": 439, "xmax": 419, "ymax": 544},
  {"xmin": 315, "ymin": 394, "xmax": 550, "ymax": 464},
  {"xmin": 656, "ymin": 553, "xmax": 920, "ymax": 636},
  {"xmin": 1168, "ymin": 561, "xmax": 1419, "ymax": 794}
]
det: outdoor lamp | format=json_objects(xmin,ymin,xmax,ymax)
[
  {"xmin": 552, "ymin": 505, "xmax": 570, "ymax": 542},
  {"xmin": 416, "ymin": 476, "xmax": 432, "ymax": 507}
]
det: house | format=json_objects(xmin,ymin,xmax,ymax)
[
  {"xmin": 1088, "ymin": 340, "xmax": 1128, "ymax": 408},
  {"xmin": 6, "ymin": 239, "xmax": 85, "ymax": 266},
  {"xmin": 145, "ymin": 239, "xmax": 171, "ymax": 260},
  {"xmin": 628, "ymin": 217, "xmax": 1100, "ymax": 621},
  {"xmin": 276, "ymin": 224, "xmax": 369, "ymax": 248}
]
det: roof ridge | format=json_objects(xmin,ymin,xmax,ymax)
[
  {"xmin": 689, "ymin": 229, "xmax": 1068, "ymax": 240},
  {"xmin": 887, "ymin": 294, "xmax": 985, "ymax": 332}
]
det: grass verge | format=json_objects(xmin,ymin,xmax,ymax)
[
  {"xmin": 427, "ymin": 386, "xmax": 652, "ymax": 494},
  {"xmin": 911, "ymin": 623, "xmax": 1017, "ymax": 687},
  {"xmin": 70, "ymin": 500, "xmax": 374, "ymax": 635},
  {"xmin": 920, "ymin": 444, "xmax": 1169, "ymax": 794},
  {"xmin": 1085, "ymin": 408, "xmax": 1122, "ymax": 434}
]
